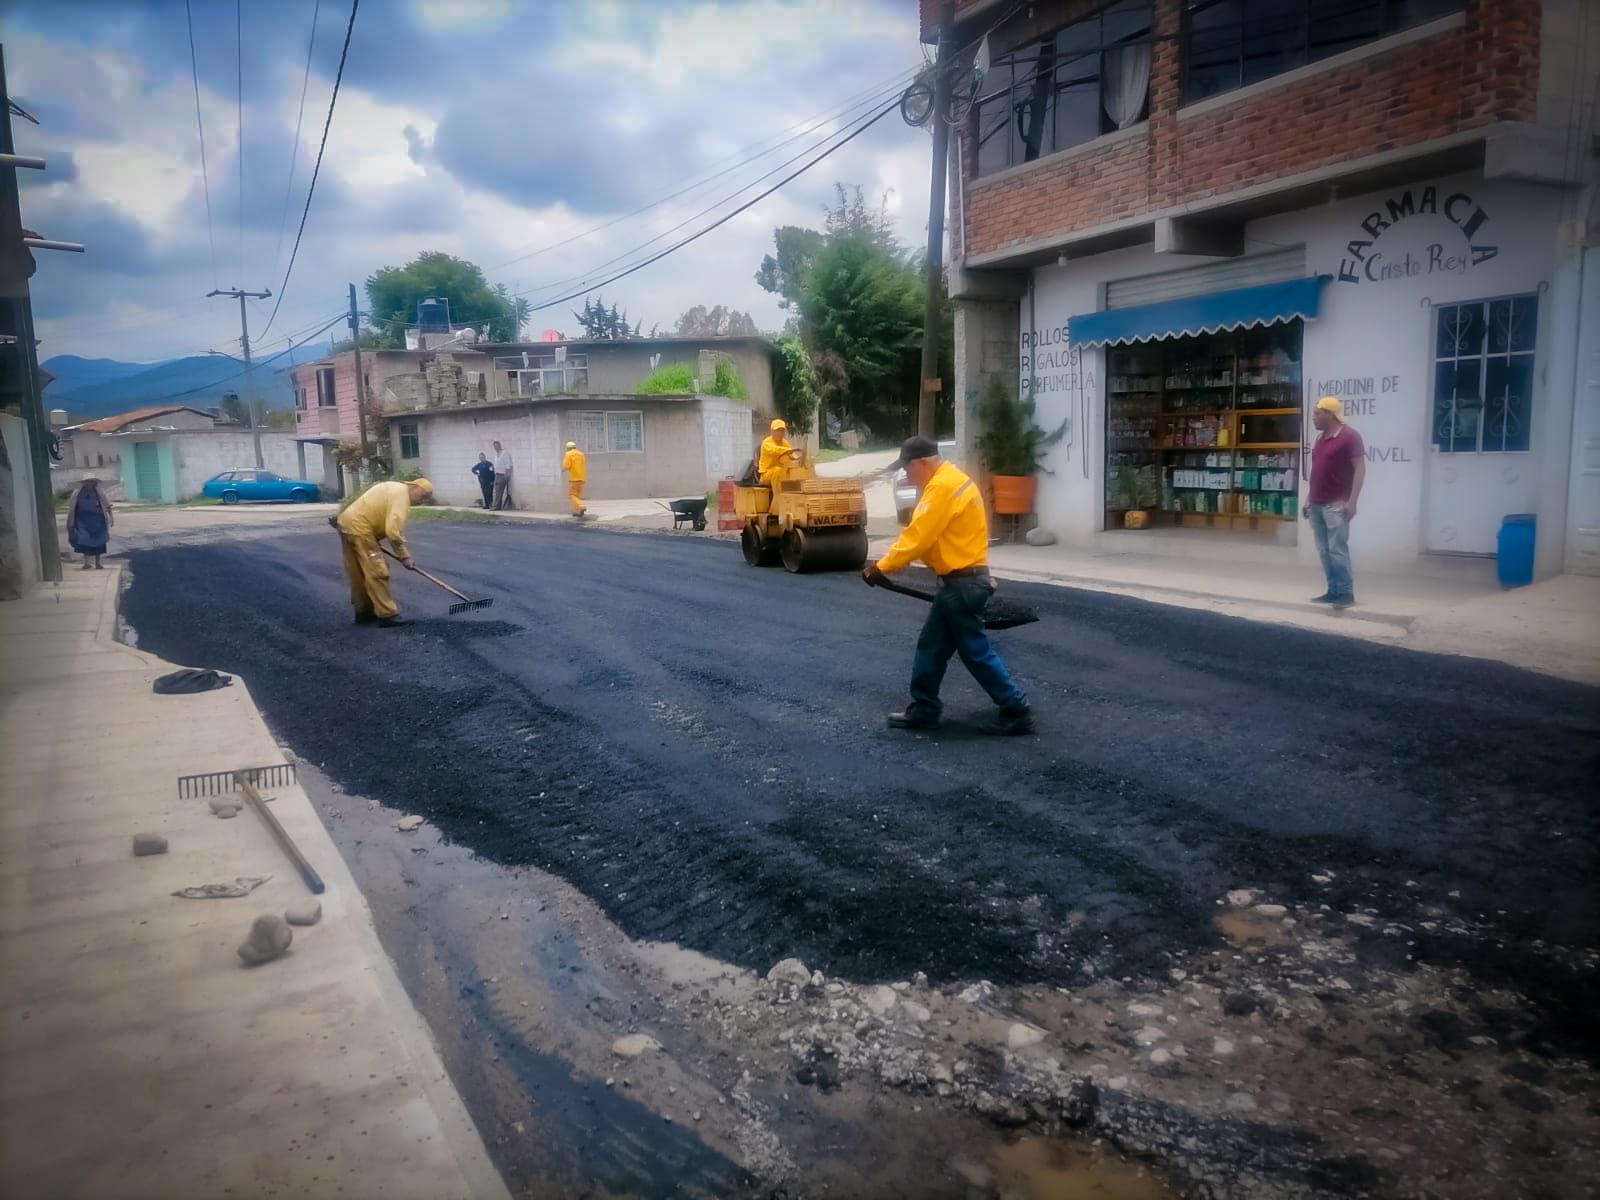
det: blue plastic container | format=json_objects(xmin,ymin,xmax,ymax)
[{"xmin": 1496, "ymin": 513, "xmax": 1536, "ymax": 588}]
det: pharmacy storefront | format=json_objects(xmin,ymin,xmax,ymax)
[{"xmin": 1023, "ymin": 172, "xmax": 1578, "ymax": 572}]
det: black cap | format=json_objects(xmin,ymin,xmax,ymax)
[{"xmin": 889, "ymin": 435, "xmax": 941, "ymax": 471}]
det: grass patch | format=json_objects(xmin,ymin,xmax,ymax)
[
  {"xmin": 815, "ymin": 448, "xmax": 854, "ymax": 463},
  {"xmin": 409, "ymin": 506, "xmax": 499, "ymax": 524},
  {"xmin": 178, "ymin": 496, "xmax": 222, "ymax": 507}
]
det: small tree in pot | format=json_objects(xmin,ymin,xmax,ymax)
[{"xmin": 975, "ymin": 376, "xmax": 1068, "ymax": 514}]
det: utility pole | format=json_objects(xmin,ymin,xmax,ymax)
[
  {"xmin": 207, "ymin": 286, "xmax": 270, "ymax": 468},
  {"xmin": 348, "ymin": 283, "xmax": 370, "ymax": 469},
  {"xmin": 917, "ymin": 0, "xmax": 956, "ymax": 439},
  {"xmin": 0, "ymin": 44, "xmax": 64, "ymax": 583}
]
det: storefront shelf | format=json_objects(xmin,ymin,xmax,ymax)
[
  {"xmin": 1236, "ymin": 442, "xmax": 1300, "ymax": 449},
  {"xmin": 1232, "ymin": 407, "xmax": 1300, "ymax": 416}
]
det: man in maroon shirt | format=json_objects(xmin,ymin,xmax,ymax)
[{"xmin": 1304, "ymin": 397, "xmax": 1366, "ymax": 608}]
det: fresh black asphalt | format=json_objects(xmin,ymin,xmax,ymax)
[{"xmin": 123, "ymin": 521, "xmax": 1600, "ymax": 1056}]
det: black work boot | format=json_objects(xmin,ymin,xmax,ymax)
[
  {"xmin": 886, "ymin": 710, "xmax": 940, "ymax": 731},
  {"xmin": 376, "ymin": 615, "xmax": 410, "ymax": 628},
  {"xmin": 979, "ymin": 707, "xmax": 1036, "ymax": 736},
  {"xmin": 352, "ymin": 611, "xmax": 377, "ymax": 626}
]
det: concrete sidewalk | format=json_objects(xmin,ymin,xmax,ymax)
[{"xmin": 0, "ymin": 570, "xmax": 508, "ymax": 1199}]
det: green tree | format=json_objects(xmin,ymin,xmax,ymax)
[
  {"xmin": 770, "ymin": 333, "xmax": 818, "ymax": 435},
  {"xmin": 573, "ymin": 295, "xmax": 635, "ymax": 339},
  {"xmin": 365, "ymin": 252, "xmax": 524, "ymax": 347},
  {"xmin": 755, "ymin": 226, "xmax": 825, "ymax": 310},
  {"xmin": 674, "ymin": 304, "xmax": 760, "ymax": 336}
]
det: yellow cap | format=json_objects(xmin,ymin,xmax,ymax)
[
  {"xmin": 1315, "ymin": 397, "xmax": 1343, "ymax": 419},
  {"xmin": 566, "ymin": 441, "xmax": 576, "ymax": 449},
  {"xmin": 408, "ymin": 477, "xmax": 434, "ymax": 494},
  {"xmin": 770, "ymin": 418, "xmax": 787, "ymax": 431}
]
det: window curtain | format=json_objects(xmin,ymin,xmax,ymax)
[{"xmin": 1102, "ymin": 43, "xmax": 1151, "ymax": 129}]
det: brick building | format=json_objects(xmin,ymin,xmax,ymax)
[{"xmin": 927, "ymin": 0, "xmax": 1598, "ymax": 578}]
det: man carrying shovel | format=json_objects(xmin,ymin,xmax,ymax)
[
  {"xmin": 863, "ymin": 436, "xmax": 1034, "ymax": 736},
  {"xmin": 332, "ymin": 478, "xmax": 432, "ymax": 627}
]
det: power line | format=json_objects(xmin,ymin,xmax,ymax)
[
  {"xmin": 490, "ymin": 64, "xmax": 919, "ymax": 277},
  {"xmin": 520, "ymin": 98, "xmax": 900, "ymax": 319},
  {"xmin": 260, "ymin": 0, "xmax": 358, "ymax": 339},
  {"xmin": 133, "ymin": 312, "xmax": 351, "ymax": 407},
  {"xmin": 273, "ymin": 0, "xmax": 321, "ymax": 281},
  {"xmin": 184, "ymin": 0, "xmax": 218, "ymax": 285},
  {"xmin": 512, "ymin": 78, "xmax": 914, "ymax": 305}
]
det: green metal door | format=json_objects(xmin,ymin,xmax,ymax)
[{"xmin": 133, "ymin": 442, "xmax": 161, "ymax": 500}]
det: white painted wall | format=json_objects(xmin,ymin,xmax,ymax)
[
  {"xmin": 414, "ymin": 411, "xmax": 535, "ymax": 509},
  {"xmin": 1027, "ymin": 171, "xmax": 1568, "ymax": 570},
  {"xmin": 159, "ymin": 432, "xmax": 308, "ymax": 499},
  {"xmin": 0, "ymin": 413, "xmax": 42, "ymax": 599},
  {"xmin": 701, "ymin": 397, "xmax": 752, "ymax": 483}
]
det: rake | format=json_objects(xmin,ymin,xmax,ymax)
[
  {"xmin": 175, "ymin": 763, "xmax": 325, "ymax": 895},
  {"xmin": 379, "ymin": 546, "xmax": 494, "ymax": 614},
  {"xmin": 868, "ymin": 575, "xmax": 1039, "ymax": 630}
]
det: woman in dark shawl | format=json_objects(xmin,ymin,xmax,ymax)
[{"xmin": 66, "ymin": 476, "xmax": 114, "ymax": 569}]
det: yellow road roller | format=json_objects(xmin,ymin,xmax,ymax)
[{"xmin": 735, "ymin": 456, "xmax": 869, "ymax": 573}]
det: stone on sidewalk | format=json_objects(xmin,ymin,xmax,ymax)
[
  {"xmin": 132, "ymin": 833, "xmax": 168, "ymax": 856},
  {"xmin": 285, "ymin": 901, "xmax": 323, "ymax": 927},
  {"xmin": 610, "ymin": 1033, "xmax": 661, "ymax": 1058},
  {"xmin": 208, "ymin": 798, "xmax": 242, "ymax": 818},
  {"xmin": 237, "ymin": 914, "xmax": 293, "ymax": 965},
  {"xmin": 396, "ymin": 815, "xmax": 425, "ymax": 832}
]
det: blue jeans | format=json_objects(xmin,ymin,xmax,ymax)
[
  {"xmin": 1308, "ymin": 503, "xmax": 1354, "ymax": 600},
  {"xmin": 908, "ymin": 578, "xmax": 1029, "ymax": 719}
]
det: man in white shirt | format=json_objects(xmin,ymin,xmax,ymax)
[{"xmin": 491, "ymin": 440, "xmax": 514, "ymax": 510}]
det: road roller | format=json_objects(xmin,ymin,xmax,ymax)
[{"xmin": 735, "ymin": 455, "xmax": 869, "ymax": 573}]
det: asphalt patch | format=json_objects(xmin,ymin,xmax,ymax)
[{"xmin": 124, "ymin": 524, "xmax": 1600, "ymax": 1053}]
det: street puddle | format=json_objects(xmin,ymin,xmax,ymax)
[
  {"xmin": 630, "ymin": 938, "xmax": 749, "ymax": 1002},
  {"xmin": 1215, "ymin": 910, "xmax": 1292, "ymax": 947},
  {"xmin": 960, "ymin": 1136, "xmax": 1167, "ymax": 1199}
]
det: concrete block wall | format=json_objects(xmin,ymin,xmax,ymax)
[
  {"xmin": 166, "ymin": 432, "xmax": 307, "ymax": 499},
  {"xmin": 0, "ymin": 413, "xmax": 42, "ymax": 600},
  {"xmin": 959, "ymin": 0, "xmax": 1542, "ymax": 261},
  {"xmin": 414, "ymin": 411, "xmax": 534, "ymax": 510},
  {"xmin": 701, "ymin": 397, "xmax": 753, "ymax": 484}
]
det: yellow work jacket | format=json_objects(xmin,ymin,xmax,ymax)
[
  {"xmin": 338, "ymin": 481, "xmax": 413, "ymax": 559},
  {"xmin": 877, "ymin": 461, "xmax": 988, "ymax": 576},
  {"xmin": 758, "ymin": 436, "xmax": 794, "ymax": 479},
  {"xmin": 562, "ymin": 448, "xmax": 586, "ymax": 482}
]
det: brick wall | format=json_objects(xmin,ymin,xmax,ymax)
[{"xmin": 960, "ymin": 0, "xmax": 1541, "ymax": 260}]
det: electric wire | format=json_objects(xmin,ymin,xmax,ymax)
[
  {"xmin": 138, "ymin": 312, "xmax": 352, "ymax": 407},
  {"xmin": 272, "ymin": 0, "xmax": 321, "ymax": 281},
  {"xmin": 489, "ymin": 64, "xmax": 919, "ymax": 276},
  {"xmin": 511, "ymin": 81, "xmax": 913, "ymax": 305},
  {"xmin": 260, "ymin": 0, "xmax": 359, "ymax": 339},
  {"xmin": 519, "ymin": 98, "xmax": 900, "ymax": 318},
  {"xmin": 184, "ymin": 0, "xmax": 219, "ymax": 286},
  {"xmin": 236, "ymin": 0, "xmax": 245, "ymax": 282}
]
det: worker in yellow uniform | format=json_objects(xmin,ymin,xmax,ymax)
[
  {"xmin": 758, "ymin": 418, "xmax": 800, "ymax": 490},
  {"xmin": 334, "ymin": 478, "xmax": 432, "ymax": 627},
  {"xmin": 562, "ymin": 440, "xmax": 587, "ymax": 518},
  {"xmin": 863, "ymin": 436, "xmax": 1033, "ymax": 735}
]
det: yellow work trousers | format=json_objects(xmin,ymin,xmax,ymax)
[
  {"xmin": 339, "ymin": 532, "xmax": 398, "ymax": 619},
  {"xmin": 567, "ymin": 480, "xmax": 585, "ymax": 514}
]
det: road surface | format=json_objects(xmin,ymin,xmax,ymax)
[{"xmin": 121, "ymin": 519, "xmax": 1599, "ymax": 1195}]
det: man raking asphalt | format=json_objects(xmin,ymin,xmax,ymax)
[
  {"xmin": 331, "ymin": 478, "xmax": 433, "ymax": 627},
  {"xmin": 864, "ymin": 436, "xmax": 1036, "ymax": 736}
]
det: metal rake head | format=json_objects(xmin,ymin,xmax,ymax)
[
  {"xmin": 177, "ymin": 762, "xmax": 297, "ymax": 799},
  {"xmin": 448, "ymin": 597, "xmax": 494, "ymax": 615}
]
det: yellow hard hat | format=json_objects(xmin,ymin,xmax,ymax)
[
  {"xmin": 566, "ymin": 441, "xmax": 577, "ymax": 449},
  {"xmin": 409, "ymin": 477, "xmax": 434, "ymax": 494},
  {"xmin": 770, "ymin": 418, "xmax": 787, "ymax": 431},
  {"xmin": 1315, "ymin": 397, "xmax": 1344, "ymax": 419}
]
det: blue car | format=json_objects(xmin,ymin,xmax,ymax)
[{"xmin": 202, "ymin": 469, "xmax": 321, "ymax": 504}]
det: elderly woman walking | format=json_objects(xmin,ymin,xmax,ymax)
[{"xmin": 66, "ymin": 476, "xmax": 114, "ymax": 569}]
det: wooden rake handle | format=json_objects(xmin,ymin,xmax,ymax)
[{"xmin": 378, "ymin": 545, "xmax": 474, "ymax": 604}]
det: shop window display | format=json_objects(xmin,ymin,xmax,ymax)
[{"xmin": 1105, "ymin": 323, "xmax": 1303, "ymax": 532}]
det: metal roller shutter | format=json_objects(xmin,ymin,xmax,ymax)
[{"xmin": 1105, "ymin": 248, "xmax": 1307, "ymax": 310}]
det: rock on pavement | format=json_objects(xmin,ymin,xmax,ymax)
[
  {"xmin": 237, "ymin": 914, "xmax": 293, "ymax": 965},
  {"xmin": 765, "ymin": 958, "xmax": 812, "ymax": 987},
  {"xmin": 285, "ymin": 901, "xmax": 323, "ymax": 927},
  {"xmin": 611, "ymin": 1033, "xmax": 661, "ymax": 1059},
  {"xmin": 132, "ymin": 833, "xmax": 168, "ymax": 856}
]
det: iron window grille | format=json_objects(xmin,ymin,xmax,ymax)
[
  {"xmin": 1431, "ymin": 294, "xmax": 1538, "ymax": 454},
  {"xmin": 398, "ymin": 419, "xmax": 420, "ymax": 460}
]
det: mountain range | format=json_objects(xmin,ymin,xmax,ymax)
[{"xmin": 41, "ymin": 342, "xmax": 336, "ymax": 423}]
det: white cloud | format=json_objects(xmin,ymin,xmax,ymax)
[{"xmin": 412, "ymin": 0, "xmax": 514, "ymax": 31}]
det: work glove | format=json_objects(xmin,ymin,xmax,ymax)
[{"xmin": 862, "ymin": 565, "xmax": 886, "ymax": 587}]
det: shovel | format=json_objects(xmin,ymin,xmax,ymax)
[
  {"xmin": 868, "ymin": 575, "xmax": 1039, "ymax": 630},
  {"xmin": 378, "ymin": 546, "xmax": 494, "ymax": 615}
]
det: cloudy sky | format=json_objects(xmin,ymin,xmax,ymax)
[{"xmin": 9, "ymin": 0, "xmax": 932, "ymax": 366}]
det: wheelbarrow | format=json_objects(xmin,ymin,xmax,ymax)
[{"xmin": 657, "ymin": 498, "xmax": 708, "ymax": 531}]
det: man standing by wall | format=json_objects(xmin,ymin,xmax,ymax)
[
  {"xmin": 562, "ymin": 441, "xmax": 587, "ymax": 519},
  {"xmin": 864, "ymin": 436, "xmax": 1034, "ymax": 736},
  {"xmin": 334, "ymin": 478, "xmax": 432, "ymax": 627},
  {"xmin": 491, "ymin": 440, "xmax": 514, "ymax": 510},
  {"xmin": 471, "ymin": 452, "xmax": 495, "ymax": 509},
  {"xmin": 1304, "ymin": 397, "xmax": 1366, "ymax": 609}
]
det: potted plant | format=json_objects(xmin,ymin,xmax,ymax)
[{"xmin": 975, "ymin": 376, "xmax": 1068, "ymax": 515}]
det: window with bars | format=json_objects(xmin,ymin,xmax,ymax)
[
  {"xmin": 1432, "ymin": 295, "xmax": 1537, "ymax": 454},
  {"xmin": 570, "ymin": 410, "xmax": 644, "ymax": 453},
  {"xmin": 1184, "ymin": 0, "xmax": 1462, "ymax": 104},
  {"xmin": 972, "ymin": 1, "xmax": 1152, "ymax": 178}
]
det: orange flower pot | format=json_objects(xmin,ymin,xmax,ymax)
[{"xmin": 990, "ymin": 474, "xmax": 1037, "ymax": 515}]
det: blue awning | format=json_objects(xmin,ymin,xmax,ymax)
[{"xmin": 1067, "ymin": 276, "xmax": 1330, "ymax": 348}]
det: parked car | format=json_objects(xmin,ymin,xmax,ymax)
[
  {"xmin": 202, "ymin": 469, "xmax": 320, "ymax": 504},
  {"xmin": 894, "ymin": 439, "xmax": 957, "ymax": 525}
]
